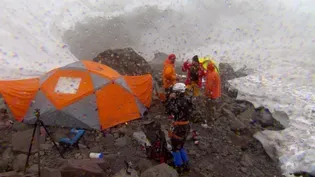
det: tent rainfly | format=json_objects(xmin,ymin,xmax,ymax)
[{"xmin": 0, "ymin": 60, "xmax": 153, "ymax": 130}]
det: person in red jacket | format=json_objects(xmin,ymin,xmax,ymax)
[{"xmin": 182, "ymin": 55, "xmax": 206, "ymax": 97}]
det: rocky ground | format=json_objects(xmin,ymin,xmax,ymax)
[{"xmin": 0, "ymin": 48, "xmax": 307, "ymax": 177}]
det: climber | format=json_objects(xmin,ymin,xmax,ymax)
[
  {"xmin": 167, "ymin": 83, "xmax": 192, "ymax": 174},
  {"xmin": 205, "ymin": 62, "xmax": 222, "ymax": 119},
  {"xmin": 162, "ymin": 54, "xmax": 177, "ymax": 101},
  {"xmin": 199, "ymin": 56, "xmax": 220, "ymax": 73},
  {"xmin": 205, "ymin": 62, "xmax": 221, "ymax": 100},
  {"xmin": 182, "ymin": 55, "xmax": 206, "ymax": 97}
]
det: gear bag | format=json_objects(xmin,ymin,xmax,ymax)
[{"xmin": 142, "ymin": 121, "xmax": 173, "ymax": 163}]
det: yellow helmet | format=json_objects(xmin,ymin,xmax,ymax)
[{"xmin": 199, "ymin": 55, "xmax": 219, "ymax": 73}]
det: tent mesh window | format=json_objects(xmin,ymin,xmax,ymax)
[{"xmin": 54, "ymin": 77, "xmax": 81, "ymax": 94}]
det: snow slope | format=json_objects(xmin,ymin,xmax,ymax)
[{"xmin": 0, "ymin": 0, "xmax": 315, "ymax": 175}]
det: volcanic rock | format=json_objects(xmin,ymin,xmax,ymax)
[{"xmin": 93, "ymin": 48, "xmax": 152, "ymax": 76}]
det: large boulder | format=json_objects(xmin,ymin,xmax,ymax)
[
  {"xmin": 272, "ymin": 110, "xmax": 290, "ymax": 128},
  {"xmin": 219, "ymin": 63, "xmax": 248, "ymax": 95},
  {"xmin": 114, "ymin": 136, "xmax": 130, "ymax": 148},
  {"xmin": 13, "ymin": 154, "xmax": 27, "ymax": 172},
  {"xmin": 254, "ymin": 107, "xmax": 274, "ymax": 127},
  {"xmin": 2, "ymin": 148, "xmax": 13, "ymax": 163},
  {"xmin": 254, "ymin": 107, "xmax": 285, "ymax": 130},
  {"xmin": 149, "ymin": 52, "xmax": 167, "ymax": 87},
  {"xmin": 59, "ymin": 159, "xmax": 106, "ymax": 177},
  {"xmin": 234, "ymin": 65, "xmax": 250, "ymax": 78},
  {"xmin": 93, "ymin": 48, "xmax": 152, "ymax": 76},
  {"xmin": 140, "ymin": 163, "xmax": 178, "ymax": 177},
  {"xmin": 112, "ymin": 168, "xmax": 139, "ymax": 177},
  {"xmin": 0, "ymin": 160, "xmax": 9, "ymax": 173},
  {"xmin": 12, "ymin": 129, "xmax": 44, "ymax": 153},
  {"xmin": 98, "ymin": 134, "xmax": 115, "ymax": 147},
  {"xmin": 0, "ymin": 148, "xmax": 13, "ymax": 172},
  {"xmin": 293, "ymin": 171, "xmax": 315, "ymax": 177},
  {"xmin": 219, "ymin": 63, "xmax": 249, "ymax": 81},
  {"xmin": 132, "ymin": 131, "xmax": 151, "ymax": 147},
  {"xmin": 135, "ymin": 159, "xmax": 153, "ymax": 174},
  {"xmin": 11, "ymin": 122, "xmax": 33, "ymax": 132},
  {"xmin": 229, "ymin": 118, "xmax": 246, "ymax": 132},
  {"xmin": 149, "ymin": 52, "xmax": 168, "ymax": 66},
  {"xmin": 0, "ymin": 171, "xmax": 21, "ymax": 177},
  {"xmin": 253, "ymin": 131, "xmax": 278, "ymax": 161},
  {"xmin": 219, "ymin": 63, "xmax": 236, "ymax": 82},
  {"xmin": 236, "ymin": 104, "xmax": 256, "ymax": 122},
  {"xmin": 0, "ymin": 97, "xmax": 4, "ymax": 108},
  {"xmin": 41, "ymin": 168, "xmax": 62, "ymax": 177}
]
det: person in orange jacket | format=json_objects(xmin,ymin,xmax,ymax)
[
  {"xmin": 162, "ymin": 54, "xmax": 177, "ymax": 100},
  {"xmin": 205, "ymin": 62, "xmax": 221, "ymax": 99},
  {"xmin": 205, "ymin": 62, "xmax": 221, "ymax": 119}
]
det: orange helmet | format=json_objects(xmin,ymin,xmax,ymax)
[{"xmin": 207, "ymin": 62, "xmax": 215, "ymax": 71}]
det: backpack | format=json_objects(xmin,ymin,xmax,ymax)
[
  {"xmin": 142, "ymin": 121, "xmax": 172, "ymax": 163},
  {"xmin": 189, "ymin": 65, "xmax": 199, "ymax": 82}
]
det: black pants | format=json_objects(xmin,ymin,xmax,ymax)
[
  {"xmin": 206, "ymin": 98, "xmax": 218, "ymax": 121},
  {"xmin": 170, "ymin": 124, "xmax": 190, "ymax": 151}
]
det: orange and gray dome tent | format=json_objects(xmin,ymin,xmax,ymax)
[{"xmin": 0, "ymin": 60, "xmax": 153, "ymax": 130}]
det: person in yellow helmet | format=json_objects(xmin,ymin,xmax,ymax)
[
  {"xmin": 181, "ymin": 55, "xmax": 206, "ymax": 97},
  {"xmin": 199, "ymin": 56, "xmax": 219, "ymax": 73}
]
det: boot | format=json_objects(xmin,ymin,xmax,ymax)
[
  {"xmin": 179, "ymin": 148, "xmax": 190, "ymax": 174},
  {"xmin": 175, "ymin": 166, "xmax": 183, "ymax": 175},
  {"xmin": 182, "ymin": 162, "xmax": 190, "ymax": 173}
]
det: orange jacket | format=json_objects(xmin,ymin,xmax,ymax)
[
  {"xmin": 162, "ymin": 56, "xmax": 176, "ymax": 89},
  {"xmin": 205, "ymin": 63, "xmax": 221, "ymax": 99}
]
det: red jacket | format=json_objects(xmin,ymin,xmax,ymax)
[{"xmin": 182, "ymin": 61, "xmax": 206, "ymax": 87}]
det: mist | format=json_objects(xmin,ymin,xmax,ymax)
[{"xmin": 62, "ymin": 0, "xmax": 314, "ymax": 70}]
